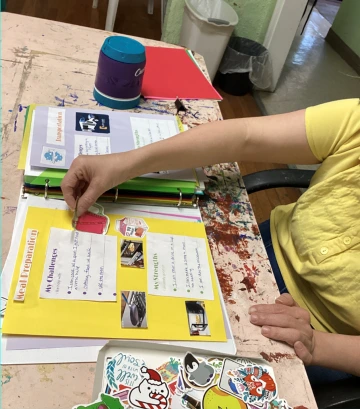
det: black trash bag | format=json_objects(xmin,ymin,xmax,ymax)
[{"xmin": 218, "ymin": 37, "xmax": 272, "ymax": 95}]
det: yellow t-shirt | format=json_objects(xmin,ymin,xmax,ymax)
[{"xmin": 271, "ymin": 98, "xmax": 360, "ymax": 335}]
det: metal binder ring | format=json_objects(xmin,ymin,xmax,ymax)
[
  {"xmin": 177, "ymin": 189, "xmax": 183, "ymax": 207},
  {"xmin": 113, "ymin": 188, "xmax": 119, "ymax": 202},
  {"xmin": 44, "ymin": 179, "xmax": 49, "ymax": 200}
]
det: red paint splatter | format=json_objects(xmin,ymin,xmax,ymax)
[
  {"xmin": 228, "ymin": 300, "xmax": 236, "ymax": 305},
  {"xmin": 1, "ymin": 196, "xmax": 6, "ymax": 199},
  {"xmin": 240, "ymin": 264, "xmax": 258, "ymax": 293},
  {"xmin": 215, "ymin": 266, "xmax": 233, "ymax": 302},
  {"xmin": 260, "ymin": 352, "xmax": 294, "ymax": 363},
  {"xmin": 251, "ymin": 224, "xmax": 259, "ymax": 236},
  {"xmin": 294, "ymin": 406, "xmax": 308, "ymax": 409},
  {"xmin": 235, "ymin": 314, "xmax": 240, "ymax": 322}
]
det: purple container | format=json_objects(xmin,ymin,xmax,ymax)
[{"xmin": 94, "ymin": 36, "xmax": 146, "ymax": 110}]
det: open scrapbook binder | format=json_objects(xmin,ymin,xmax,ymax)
[{"xmin": 20, "ymin": 105, "xmax": 208, "ymax": 208}]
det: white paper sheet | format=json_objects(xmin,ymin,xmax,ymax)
[
  {"xmin": 74, "ymin": 134, "xmax": 111, "ymax": 156},
  {"xmin": 147, "ymin": 233, "xmax": 214, "ymax": 300},
  {"xmin": 130, "ymin": 117, "xmax": 177, "ymax": 149},
  {"xmin": 40, "ymin": 228, "xmax": 117, "ymax": 301}
]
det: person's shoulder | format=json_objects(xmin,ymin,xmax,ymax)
[{"xmin": 305, "ymin": 99, "xmax": 360, "ymax": 161}]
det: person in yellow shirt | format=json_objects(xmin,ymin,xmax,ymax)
[{"xmin": 61, "ymin": 99, "xmax": 360, "ymax": 382}]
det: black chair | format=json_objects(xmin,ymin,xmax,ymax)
[{"xmin": 242, "ymin": 168, "xmax": 360, "ymax": 409}]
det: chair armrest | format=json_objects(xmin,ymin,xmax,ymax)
[
  {"xmin": 242, "ymin": 169, "xmax": 315, "ymax": 194},
  {"xmin": 312, "ymin": 376, "xmax": 360, "ymax": 408}
]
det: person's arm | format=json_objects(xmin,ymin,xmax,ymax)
[
  {"xmin": 61, "ymin": 109, "xmax": 318, "ymax": 214},
  {"xmin": 249, "ymin": 294, "xmax": 360, "ymax": 375}
]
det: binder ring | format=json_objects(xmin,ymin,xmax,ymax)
[
  {"xmin": 177, "ymin": 189, "xmax": 183, "ymax": 207},
  {"xmin": 44, "ymin": 179, "xmax": 50, "ymax": 200},
  {"xmin": 113, "ymin": 188, "xmax": 119, "ymax": 202}
]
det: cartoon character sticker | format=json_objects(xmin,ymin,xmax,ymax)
[
  {"xmin": 129, "ymin": 366, "xmax": 170, "ymax": 409},
  {"xmin": 40, "ymin": 147, "xmax": 66, "ymax": 167},
  {"xmin": 182, "ymin": 353, "xmax": 215, "ymax": 389},
  {"xmin": 219, "ymin": 358, "xmax": 277, "ymax": 406}
]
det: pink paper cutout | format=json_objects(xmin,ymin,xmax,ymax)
[{"xmin": 76, "ymin": 212, "xmax": 108, "ymax": 234}]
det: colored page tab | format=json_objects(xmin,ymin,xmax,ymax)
[{"xmin": 142, "ymin": 47, "xmax": 222, "ymax": 100}]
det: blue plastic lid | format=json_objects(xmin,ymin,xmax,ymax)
[{"xmin": 101, "ymin": 36, "xmax": 146, "ymax": 64}]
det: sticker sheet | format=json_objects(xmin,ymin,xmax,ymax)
[{"xmin": 74, "ymin": 351, "xmax": 293, "ymax": 409}]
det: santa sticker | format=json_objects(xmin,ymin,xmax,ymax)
[{"xmin": 129, "ymin": 366, "xmax": 169, "ymax": 409}]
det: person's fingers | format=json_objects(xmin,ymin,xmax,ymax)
[
  {"xmin": 294, "ymin": 340, "xmax": 313, "ymax": 366},
  {"xmin": 249, "ymin": 304, "xmax": 310, "ymax": 322},
  {"xmin": 61, "ymin": 172, "xmax": 79, "ymax": 210},
  {"xmin": 261, "ymin": 326, "xmax": 312, "ymax": 352},
  {"xmin": 275, "ymin": 293, "xmax": 298, "ymax": 307},
  {"xmin": 77, "ymin": 181, "xmax": 103, "ymax": 216},
  {"xmin": 250, "ymin": 312, "xmax": 300, "ymax": 329}
]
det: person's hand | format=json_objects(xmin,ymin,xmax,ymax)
[
  {"xmin": 248, "ymin": 293, "xmax": 315, "ymax": 365},
  {"xmin": 61, "ymin": 153, "xmax": 130, "ymax": 216}
]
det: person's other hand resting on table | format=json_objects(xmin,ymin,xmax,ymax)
[{"xmin": 61, "ymin": 99, "xmax": 360, "ymax": 382}]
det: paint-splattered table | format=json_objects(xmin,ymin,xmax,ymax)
[{"xmin": 1, "ymin": 13, "xmax": 316, "ymax": 409}]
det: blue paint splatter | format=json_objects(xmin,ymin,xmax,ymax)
[
  {"xmin": 14, "ymin": 113, "xmax": 18, "ymax": 132},
  {"xmin": 18, "ymin": 104, "xmax": 23, "ymax": 112},
  {"xmin": 55, "ymin": 97, "xmax": 65, "ymax": 107},
  {"xmin": 186, "ymin": 110, "xmax": 200, "ymax": 119},
  {"xmin": 137, "ymin": 106, "xmax": 171, "ymax": 115},
  {"xmin": 8, "ymin": 110, "xmax": 12, "ymax": 112},
  {"xmin": 70, "ymin": 93, "xmax": 79, "ymax": 99},
  {"xmin": 55, "ymin": 96, "xmax": 75, "ymax": 106}
]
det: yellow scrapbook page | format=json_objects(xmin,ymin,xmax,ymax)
[{"xmin": 3, "ymin": 206, "xmax": 227, "ymax": 342}]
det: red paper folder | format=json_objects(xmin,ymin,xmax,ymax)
[{"xmin": 142, "ymin": 47, "xmax": 222, "ymax": 100}]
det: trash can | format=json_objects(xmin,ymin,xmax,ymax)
[
  {"xmin": 218, "ymin": 37, "xmax": 271, "ymax": 96},
  {"xmin": 179, "ymin": 0, "xmax": 238, "ymax": 82}
]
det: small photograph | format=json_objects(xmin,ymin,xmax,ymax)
[
  {"xmin": 121, "ymin": 291, "xmax": 147, "ymax": 328},
  {"xmin": 185, "ymin": 301, "xmax": 210, "ymax": 336},
  {"xmin": 75, "ymin": 112, "xmax": 110, "ymax": 133},
  {"xmin": 120, "ymin": 240, "xmax": 144, "ymax": 268}
]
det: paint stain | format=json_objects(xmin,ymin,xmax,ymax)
[
  {"xmin": 1, "ymin": 196, "xmax": 5, "ymax": 199},
  {"xmin": 260, "ymin": 352, "xmax": 294, "ymax": 363},
  {"xmin": 14, "ymin": 113, "xmax": 18, "ymax": 132},
  {"xmin": 18, "ymin": 104, "xmax": 23, "ymax": 112},
  {"xmin": 215, "ymin": 266, "xmax": 233, "ymax": 302},
  {"xmin": 294, "ymin": 406, "xmax": 309, "ymax": 409},
  {"xmin": 235, "ymin": 314, "xmax": 240, "ymax": 322},
  {"xmin": 206, "ymin": 220, "xmax": 251, "ymax": 260},
  {"xmin": 89, "ymin": 367, "xmax": 96, "ymax": 372},
  {"xmin": 55, "ymin": 96, "xmax": 65, "ymax": 107},
  {"xmin": 1, "ymin": 375, "xmax": 12, "ymax": 386},
  {"xmin": 5, "ymin": 206, "xmax": 18, "ymax": 214},
  {"xmin": 37, "ymin": 364, "xmax": 55, "ymax": 383},
  {"xmin": 251, "ymin": 224, "xmax": 260, "ymax": 236},
  {"xmin": 240, "ymin": 264, "xmax": 259, "ymax": 293}
]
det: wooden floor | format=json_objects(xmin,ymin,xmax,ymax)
[{"xmin": 6, "ymin": 0, "xmax": 301, "ymax": 224}]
